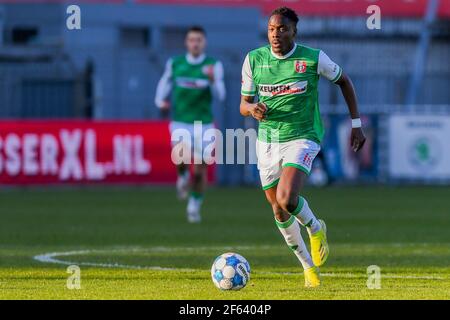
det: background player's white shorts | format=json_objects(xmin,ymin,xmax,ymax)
[
  {"xmin": 256, "ymin": 138, "xmax": 321, "ymax": 190},
  {"xmin": 169, "ymin": 121, "xmax": 215, "ymax": 163}
]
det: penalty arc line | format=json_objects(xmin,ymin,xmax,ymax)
[
  {"xmin": 34, "ymin": 250, "xmax": 194, "ymax": 272},
  {"xmin": 32, "ymin": 248, "xmax": 446, "ymax": 280}
]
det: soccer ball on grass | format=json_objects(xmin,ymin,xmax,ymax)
[{"xmin": 210, "ymin": 252, "xmax": 251, "ymax": 290}]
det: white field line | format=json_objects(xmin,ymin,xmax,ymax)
[
  {"xmin": 32, "ymin": 247, "xmax": 447, "ymax": 280},
  {"xmin": 33, "ymin": 250, "xmax": 194, "ymax": 272}
]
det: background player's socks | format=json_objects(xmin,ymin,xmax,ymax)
[
  {"xmin": 275, "ymin": 215, "xmax": 314, "ymax": 270},
  {"xmin": 176, "ymin": 170, "xmax": 189, "ymax": 200},
  {"xmin": 290, "ymin": 196, "xmax": 321, "ymax": 234},
  {"xmin": 186, "ymin": 191, "xmax": 203, "ymax": 223}
]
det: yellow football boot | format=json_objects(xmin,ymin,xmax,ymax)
[
  {"xmin": 304, "ymin": 266, "xmax": 321, "ymax": 288},
  {"xmin": 309, "ymin": 219, "xmax": 329, "ymax": 267}
]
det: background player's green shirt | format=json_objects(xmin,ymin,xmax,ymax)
[
  {"xmin": 155, "ymin": 54, "xmax": 226, "ymax": 124},
  {"xmin": 241, "ymin": 44, "xmax": 342, "ymax": 143}
]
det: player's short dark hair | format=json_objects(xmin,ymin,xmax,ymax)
[
  {"xmin": 186, "ymin": 26, "xmax": 206, "ymax": 37},
  {"xmin": 270, "ymin": 6, "xmax": 299, "ymax": 27}
]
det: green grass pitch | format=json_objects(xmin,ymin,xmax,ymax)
[{"xmin": 0, "ymin": 186, "xmax": 449, "ymax": 299}]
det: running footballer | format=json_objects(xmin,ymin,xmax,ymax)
[
  {"xmin": 155, "ymin": 26, "xmax": 226, "ymax": 223},
  {"xmin": 240, "ymin": 7, "xmax": 366, "ymax": 287}
]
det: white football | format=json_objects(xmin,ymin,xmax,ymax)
[{"xmin": 211, "ymin": 252, "xmax": 251, "ymax": 290}]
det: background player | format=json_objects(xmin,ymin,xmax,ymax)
[
  {"xmin": 155, "ymin": 26, "xmax": 226, "ymax": 223},
  {"xmin": 240, "ymin": 7, "xmax": 366, "ymax": 287}
]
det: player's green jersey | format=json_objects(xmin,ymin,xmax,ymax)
[
  {"xmin": 155, "ymin": 54, "xmax": 226, "ymax": 124},
  {"xmin": 241, "ymin": 44, "xmax": 342, "ymax": 143},
  {"xmin": 171, "ymin": 55, "xmax": 217, "ymax": 124}
]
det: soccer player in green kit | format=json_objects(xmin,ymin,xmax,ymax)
[
  {"xmin": 240, "ymin": 7, "xmax": 366, "ymax": 287},
  {"xmin": 155, "ymin": 26, "xmax": 226, "ymax": 223}
]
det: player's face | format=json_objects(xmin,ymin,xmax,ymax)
[
  {"xmin": 185, "ymin": 31, "xmax": 206, "ymax": 57},
  {"xmin": 268, "ymin": 15, "xmax": 296, "ymax": 55}
]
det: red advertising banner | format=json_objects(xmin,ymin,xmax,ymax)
[
  {"xmin": 0, "ymin": 120, "xmax": 182, "ymax": 185},
  {"xmin": 137, "ymin": 0, "xmax": 450, "ymax": 18},
  {"xmin": 2, "ymin": 0, "xmax": 449, "ymax": 17}
]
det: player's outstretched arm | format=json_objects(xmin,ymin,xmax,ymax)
[
  {"xmin": 335, "ymin": 73, "xmax": 366, "ymax": 152},
  {"xmin": 155, "ymin": 59, "xmax": 173, "ymax": 118},
  {"xmin": 210, "ymin": 61, "xmax": 226, "ymax": 102},
  {"xmin": 240, "ymin": 95, "xmax": 267, "ymax": 121}
]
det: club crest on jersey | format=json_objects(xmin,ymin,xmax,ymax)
[
  {"xmin": 294, "ymin": 60, "xmax": 307, "ymax": 73},
  {"xmin": 202, "ymin": 65, "xmax": 214, "ymax": 76}
]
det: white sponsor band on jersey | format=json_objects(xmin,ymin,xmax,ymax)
[
  {"xmin": 175, "ymin": 77, "xmax": 209, "ymax": 89},
  {"xmin": 258, "ymin": 81, "xmax": 307, "ymax": 97}
]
